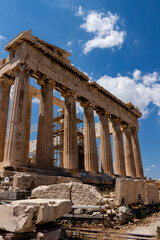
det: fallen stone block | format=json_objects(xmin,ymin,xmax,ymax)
[
  {"xmin": 32, "ymin": 183, "xmax": 72, "ymax": 200},
  {"xmin": 32, "ymin": 182, "xmax": 104, "ymax": 205},
  {"xmin": 71, "ymin": 182, "xmax": 103, "ymax": 205},
  {"xmin": 0, "ymin": 199, "xmax": 71, "ymax": 233},
  {"xmin": 0, "ymin": 204, "xmax": 38, "ymax": 233},
  {"xmin": 12, "ymin": 199, "xmax": 72, "ymax": 224}
]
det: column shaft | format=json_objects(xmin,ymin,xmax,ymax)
[
  {"xmin": 84, "ymin": 104, "xmax": 99, "ymax": 172},
  {"xmin": 25, "ymin": 94, "xmax": 32, "ymax": 162},
  {"xmin": 0, "ymin": 80, "xmax": 11, "ymax": 162},
  {"xmin": 63, "ymin": 94, "xmax": 78, "ymax": 169},
  {"xmin": 3, "ymin": 65, "xmax": 30, "ymax": 164},
  {"xmin": 99, "ymin": 114, "xmax": 113, "ymax": 174},
  {"xmin": 131, "ymin": 130, "xmax": 144, "ymax": 178},
  {"xmin": 59, "ymin": 120, "xmax": 64, "ymax": 167},
  {"xmin": 123, "ymin": 127, "xmax": 136, "ymax": 177},
  {"xmin": 111, "ymin": 120, "xmax": 126, "ymax": 176},
  {"xmin": 36, "ymin": 81, "xmax": 53, "ymax": 166}
]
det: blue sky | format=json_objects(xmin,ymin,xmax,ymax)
[{"xmin": 0, "ymin": 0, "xmax": 160, "ymax": 179}]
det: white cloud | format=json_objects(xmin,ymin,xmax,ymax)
[
  {"xmin": 0, "ymin": 34, "xmax": 6, "ymax": 52},
  {"xmin": 75, "ymin": 5, "xmax": 84, "ymax": 17},
  {"xmin": 0, "ymin": 34, "xmax": 6, "ymax": 41},
  {"xmin": 133, "ymin": 69, "xmax": 141, "ymax": 81},
  {"xmin": 97, "ymin": 70, "xmax": 160, "ymax": 118},
  {"xmin": 67, "ymin": 41, "xmax": 72, "ymax": 46},
  {"xmin": 32, "ymin": 98, "xmax": 40, "ymax": 104},
  {"xmin": 145, "ymin": 168, "xmax": 150, "ymax": 171},
  {"xmin": 79, "ymin": 11, "xmax": 126, "ymax": 54},
  {"xmin": 142, "ymin": 71, "xmax": 160, "ymax": 86},
  {"xmin": 151, "ymin": 165, "xmax": 156, "ymax": 168},
  {"xmin": 10, "ymin": 86, "xmax": 14, "ymax": 100}
]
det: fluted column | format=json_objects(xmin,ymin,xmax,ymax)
[
  {"xmin": 25, "ymin": 93, "xmax": 32, "ymax": 163},
  {"xmin": 63, "ymin": 91, "xmax": 78, "ymax": 169},
  {"xmin": 36, "ymin": 80, "xmax": 53, "ymax": 167},
  {"xmin": 98, "ymin": 112, "xmax": 113, "ymax": 174},
  {"xmin": 131, "ymin": 128, "xmax": 144, "ymax": 178},
  {"xmin": 3, "ymin": 64, "xmax": 30, "ymax": 165},
  {"xmin": 83, "ymin": 102, "xmax": 99, "ymax": 172},
  {"xmin": 111, "ymin": 119, "xmax": 126, "ymax": 176},
  {"xmin": 0, "ymin": 79, "xmax": 12, "ymax": 162},
  {"xmin": 59, "ymin": 118, "xmax": 64, "ymax": 167},
  {"xmin": 123, "ymin": 126, "xmax": 136, "ymax": 177}
]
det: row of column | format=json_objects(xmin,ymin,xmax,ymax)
[
  {"xmin": 62, "ymin": 92, "xmax": 144, "ymax": 178},
  {"xmin": 0, "ymin": 64, "xmax": 143, "ymax": 178}
]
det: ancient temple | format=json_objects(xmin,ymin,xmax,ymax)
[{"xmin": 0, "ymin": 30, "xmax": 144, "ymax": 178}]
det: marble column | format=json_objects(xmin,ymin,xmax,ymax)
[
  {"xmin": 83, "ymin": 102, "xmax": 99, "ymax": 172},
  {"xmin": 25, "ymin": 93, "xmax": 32, "ymax": 163},
  {"xmin": 131, "ymin": 128, "xmax": 144, "ymax": 178},
  {"xmin": 63, "ymin": 91, "xmax": 78, "ymax": 169},
  {"xmin": 111, "ymin": 119, "xmax": 126, "ymax": 176},
  {"xmin": 0, "ymin": 79, "xmax": 12, "ymax": 162},
  {"xmin": 36, "ymin": 80, "xmax": 53, "ymax": 167},
  {"xmin": 98, "ymin": 112, "xmax": 113, "ymax": 174},
  {"xmin": 59, "ymin": 119, "xmax": 64, "ymax": 167},
  {"xmin": 123, "ymin": 126, "xmax": 136, "ymax": 177},
  {"xmin": 3, "ymin": 64, "xmax": 30, "ymax": 165}
]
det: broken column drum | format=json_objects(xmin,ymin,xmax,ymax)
[{"xmin": 0, "ymin": 30, "xmax": 144, "ymax": 178}]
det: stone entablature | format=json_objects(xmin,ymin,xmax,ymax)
[{"xmin": 0, "ymin": 30, "xmax": 144, "ymax": 178}]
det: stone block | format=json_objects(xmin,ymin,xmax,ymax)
[
  {"xmin": 0, "ymin": 204, "xmax": 38, "ymax": 233},
  {"xmin": 71, "ymin": 182, "xmax": 103, "ymax": 205},
  {"xmin": 32, "ymin": 182, "xmax": 103, "ymax": 206},
  {"xmin": 56, "ymin": 176, "xmax": 80, "ymax": 184},
  {"xmin": 13, "ymin": 173, "xmax": 35, "ymax": 190},
  {"xmin": 13, "ymin": 173, "xmax": 81, "ymax": 191},
  {"xmin": 34, "ymin": 175, "xmax": 57, "ymax": 188},
  {"xmin": 32, "ymin": 183, "xmax": 72, "ymax": 200},
  {"xmin": 114, "ymin": 178, "xmax": 146, "ymax": 206},
  {"xmin": 0, "ymin": 199, "xmax": 71, "ymax": 233},
  {"xmin": 145, "ymin": 183, "xmax": 159, "ymax": 204}
]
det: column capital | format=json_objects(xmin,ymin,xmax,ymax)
[
  {"xmin": 121, "ymin": 122, "xmax": 129, "ymax": 129},
  {"xmin": 61, "ymin": 90, "xmax": 78, "ymax": 99},
  {"xmin": 14, "ymin": 63, "xmax": 30, "ymax": 73},
  {"xmin": 80, "ymin": 101, "xmax": 95, "ymax": 109},
  {"xmin": 0, "ymin": 77, "xmax": 14, "ymax": 86},
  {"xmin": 96, "ymin": 109, "xmax": 110, "ymax": 117},
  {"xmin": 130, "ymin": 127, "xmax": 139, "ymax": 133}
]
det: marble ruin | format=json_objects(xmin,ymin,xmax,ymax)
[{"xmin": 0, "ymin": 30, "xmax": 144, "ymax": 178}]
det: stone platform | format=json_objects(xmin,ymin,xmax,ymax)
[{"xmin": 0, "ymin": 165, "xmax": 115, "ymax": 189}]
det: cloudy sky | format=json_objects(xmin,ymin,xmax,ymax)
[{"xmin": 0, "ymin": 0, "xmax": 160, "ymax": 179}]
